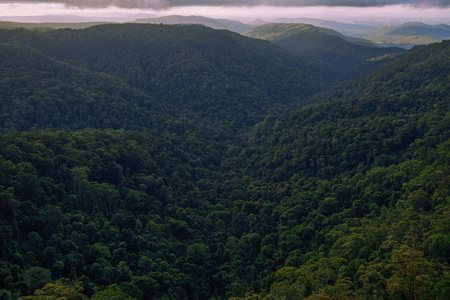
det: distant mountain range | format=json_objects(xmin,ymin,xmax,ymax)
[
  {"xmin": 133, "ymin": 15, "xmax": 252, "ymax": 33},
  {"xmin": 250, "ymin": 19, "xmax": 450, "ymax": 49},
  {"xmin": 0, "ymin": 13, "xmax": 157, "ymax": 23},
  {"xmin": 376, "ymin": 22, "xmax": 450, "ymax": 38},
  {"xmin": 0, "ymin": 20, "xmax": 110, "ymax": 30},
  {"xmin": 244, "ymin": 22, "xmax": 375, "ymax": 46},
  {"xmin": 0, "ymin": 23, "xmax": 332, "ymax": 135},
  {"xmin": 1, "ymin": 14, "xmax": 448, "ymax": 49},
  {"xmin": 0, "ymin": 20, "xmax": 449, "ymax": 300},
  {"xmin": 266, "ymin": 17, "xmax": 374, "ymax": 36},
  {"xmin": 244, "ymin": 23, "xmax": 405, "ymax": 80},
  {"xmin": 359, "ymin": 22, "xmax": 450, "ymax": 48}
]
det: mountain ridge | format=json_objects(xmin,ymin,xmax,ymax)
[
  {"xmin": 244, "ymin": 23, "xmax": 405, "ymax": 80},
  {"xmin": 0, "ymin": 23, "xmax": 333, "ymax": 135},
  {"xmin": 0, "ymin": 42, "xmax": 167, "ymax": 133},
  {"xmin": 0, "ymin": 21, "xmax": 448, "ymax": 300},
  {"xmin": 361, "ymin": 22, "xmax": 450, "ymax": 48},
  {"xmin": 0, "ymin": 38, "xmax": 448, "ymax": 299},
  {"xmin": 133, "ymin": 15, "xmax": 252, "ymax": 33}
]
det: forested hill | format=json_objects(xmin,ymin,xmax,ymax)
[
  {"xmin": 385, "ymin": 22, "xmax": 450, "ymax": 38},
  {"xmin": 224, "ymin": 39, "xmax": 450, "ymax": 299},
  {"xmin": 244, "ymin": 23, "xmax": 405, "ymax": 80},
  {"xmin": 363, "ymin": 22, "xmax": 450, "ymax": 48},
  {"xmin": 133, "ymin": 15, "xmax": 252, "ymax": 33},
  {"xmin": 238, "ymin": 40, "xmax": 449, "ymax": 181},
  {"xmin": 0, "ymin": 28, "xmax": 448, "ymax": 300},
  {"xmin": 0, "ymin": 43, "xmax": 168, "ymax": 133},
  {"xmin": 244, "ymin": 22, "xmax": 373, "ymax": 46},
  {"xmin": 0, "ymin": 21, "xmax": 109, "ymax": 30},
  {"xmin": 0, "ymin": 24, "xmax": 333, "ymax": 134}
]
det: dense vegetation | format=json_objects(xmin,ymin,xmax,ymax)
[
  {"xmin": 0, "ymin": 24, "xmax": 448, "ymax": 300},
  {"xmin": 0, "ymin": 43, "xmax": 168, "ymax": 134},
  {"xmin": 133, "ymin": 15, "xmax": 252, "ymax": 34},
  {"xmin": 244, "ymin": 23, "xmax": 405, "ymax": 80},
  {"xmin": 0, "ymin": 24, "xmax": 333, "ymax": 135}
]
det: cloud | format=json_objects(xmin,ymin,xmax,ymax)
[{"xmin": 0, "ymin": 0, "xmax": 448, "ymax": 9}]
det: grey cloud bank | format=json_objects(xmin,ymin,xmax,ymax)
[{"xmin": 0, "ymin": 0, "xmax": 449, "ymax": 9}]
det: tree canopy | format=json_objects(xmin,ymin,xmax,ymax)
[{"xmin": 0, "ymin": 25, "xmax": 448, "ymax": 299}]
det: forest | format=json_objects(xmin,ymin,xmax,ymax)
[
  {"xmin": 243, "ymin": 23, "xmax": 406, "ymax": 80},
  {"xmin": 0, "ymin": 24, "xmax": 449, "ymax": 299}
]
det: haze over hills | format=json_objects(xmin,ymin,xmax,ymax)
[
  {"xmin": 133, "ymin": 15, "xmax": 252, "ymax": 33},
  {"xmin": 379, "ymin": 22, "xmax": 450, "ymax": 39},
  {"xmin": 266, "ymin": 17, "xmax": 374, "ymax": 36},
  {"xmin": 1, "ymin": 13, "xmax": 449, "ymax": 49},
  {"xmin": 0, "ymin": 13, "xmax": 157, "ymax": 23},
  {"xmin": 0, "ymin": 20, "xmax": 449, "ymax": 300},
  {"xmin": 359, "ymin": 22, "xmax": 450, "ymax": 48},
  {"xmin": 249, "ymin": 18, "xmax": 450, "ymax": 48},
  {"xmin": 0, "ymin": 20, "xmax": 111, "ymax": 30},
  {"xmin": 244, "ymin": 23, "xmax": 405, "ymax": 80},
  {"xmin": 384, "ymin": 22, "xmax": 450, "ymax": 38},
  {"xmin": 244, "ymin": 23, "xmax": 376, "ymax": 47}
]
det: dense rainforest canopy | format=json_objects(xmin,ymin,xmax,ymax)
[
  {"xmin": 0, "ymin": 24, "xmax": 449, "ymax": 299},
  {"xmin": 0, "ymin": 24, "xmax": 334, "ymax": 136}
]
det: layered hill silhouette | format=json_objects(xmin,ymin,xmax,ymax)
[
  {"xmin": 133, "ymin": 15, "xmax": 252, "ymax": 33},
  {"xmin": 245, "ymin": 22, "xmax": 374, "ymax": 46},
  {"xmin": 0, "ymin": 24, "xmax": 333, "ymax": 134},
  {"xmin": 244, "ymin": 23, "xmax": 405, "ymax": 80},
  {"xmin": 385, "ymin": 22, "xmax": 450, "ymax": 38},
  {"xmin": 259, "ymin": 17, "xmax": 374, "ymax": 36},
  {"xmin": 248, "ymin": 19, "xmax": 450, "ymax": 49},
  {"xmin": 362, "ymin": 22, "xmax": 450, "ymax": 48},
  {"xmin": 0, "ymin": 20, "xmax": 110, "ymax": 30},
  {"xmin": 0, "ymin": 22, "xmax": 448, "ymax": 300}
]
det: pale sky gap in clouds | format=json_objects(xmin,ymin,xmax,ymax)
[
  {"xmin": 1, "ymin": 0, "xmax": 449, "ymax": 25},
  {"xmin": 0, "ymin": 0, "xmax": 449, "ymax": 9}
]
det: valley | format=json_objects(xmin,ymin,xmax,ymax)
[{"xmin": 0, "ymin": 21, "xmax": 448, "ymax": 300}]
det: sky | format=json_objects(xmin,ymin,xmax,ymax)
[{"xmin": 0, "ymin": 0, "xmax": 449, "ymax": 24}]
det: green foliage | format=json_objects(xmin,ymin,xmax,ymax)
[
  {"xmin": 0, "ymin": 43, "xmax": 166, "ymax": 134},
  {"xmin": 91, "ymin": 284, "xmax": 136, "ymax": 300},
  {"xmin": 19, "ymin": 279, "xmax": 85, "ymax": 300},
  {"xmin": 244, "ymin": 23, "xmax": 405, "ymax": 80},
  {"xmin": 23, "ymin": 267, "xmax": 52, "ymax": 294},
  {"xmin": 0, "ymin": 24, "xmax": 332, "ymax": 136},
  {"xmin": 0, "ymin": 290, "xmax": 13, "ymax": 300},
  {"xmin": 0, "ymin": 26, "xmax": 448, "ymax": 300},
  {"xmin": 386, "ymin": 245, "xmax": 434, "ymax": 300}
]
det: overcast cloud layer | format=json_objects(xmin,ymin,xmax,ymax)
[{"xmin": 0, "ymin": 0, "xmax": 449, "ymax": 9}]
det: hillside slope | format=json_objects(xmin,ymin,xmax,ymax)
[
  {"xmin": 133, "ymin": 15, "xmax": 252, "ymax": 33},
  {"xmin": 1, "ymin": 24, "xmax": 333, "ymax": 132},
  {"xmin": 362, "ymin": 22, "xmax": 450, "ymax": 48},
  {"xmin": 385, "ymin": 22, "xmax": 450, "ymax": 38},
  {"xmin": 271, "ymin": 17, "xmax": 373, "ymax": 36},
  {"xmin": 245, "ymin": 22, "xmax": 374, "ymax": 46},
  {"xmin": 0, "ymin": 43, "xmax": 167, "ymax": 133},
  {"xmin": 0, "ymin": 29, "xmax": 448, "ymax": 300},
  {"xmin": 240, "ymin": 40, "xmax": 449, "ymax": 180},
  {"xmin": 225, "ymin": 39, "xmax": 450, "ymax": 299},
  {"xmin": 244, "ymin": 23, "xmax": 405, "ymax": 80}
]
